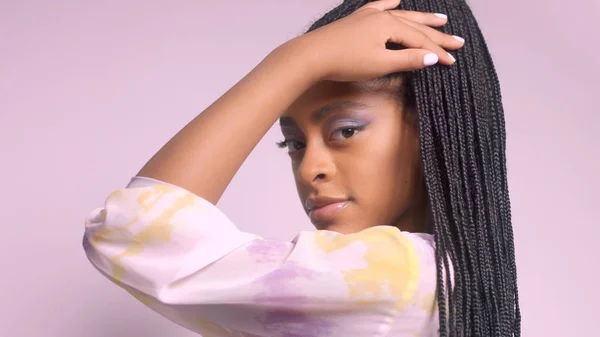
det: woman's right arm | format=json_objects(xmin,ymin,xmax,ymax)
[
  {"xmin": 83, "ymin": 1, "xmax": 462, "ymax": 335},
  {"xmin": 134, "ymin": 37, "xmax": 320, "ymax": 205},
  {"xmin": 133, "ymin": 0, "xmax": 462, "ymax": 205}
]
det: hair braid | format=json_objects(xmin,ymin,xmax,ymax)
[{"xmin": 305, "ymin": 0, "xmax": 521, "ymax": 336}]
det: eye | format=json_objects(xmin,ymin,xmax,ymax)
[
  {"xmin": 276, "ymin": 139, "xmax": 306, "ymax": 153},
  {"xmin": 330, "ymin": 126, "xmax": 362, "ymax": 141}
]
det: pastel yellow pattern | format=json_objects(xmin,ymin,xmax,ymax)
[
  {"xmin": 100, "ymin": 185, "xmax": 195, "ymax": 281},
  {"xmin": 420, "ymin": 291, "xmax": 438, "ymax": 313},
  {"xmin": 194, "ymin": 318, "xmax": 236, "ymax": 337},
  {"xmin": 82, "ymin": 176, "xmax": 441, "ymax": 337},
  {"xmin": 87, "ymin": 187, "xmax": 165, "ymax": 249},
  {"xmin": 314, "ymin": 226, "xmax": 420, "ymax": 311}
]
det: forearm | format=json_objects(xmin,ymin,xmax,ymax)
[{"xmin": 136, "ymin": 38, "xmax": 319, "ymax": 203}]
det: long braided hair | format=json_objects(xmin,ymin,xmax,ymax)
[{"xmin": 305, "ymin": 0, "xmax": 521, "ymax": 336}]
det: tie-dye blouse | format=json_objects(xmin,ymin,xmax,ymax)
[{"xmin": 82, "ymin": 176, "xmax": 442, "ymax": 337}]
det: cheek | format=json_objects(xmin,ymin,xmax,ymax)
[
  {"xmin": 291, "ymin": 159, "xmax": 313, "ymax": 205},
  {"xmin": 350, "ymin": 129, "xmax": 420, "ymax": 208}
]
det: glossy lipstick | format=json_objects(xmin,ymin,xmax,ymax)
[{"xmin": 305, "ymin": 197, "xmax": 350, "ymax": 224}]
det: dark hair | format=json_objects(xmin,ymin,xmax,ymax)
[{"xmin": 305, "ymin": 1, "xmax": 521, "ymax": 336}]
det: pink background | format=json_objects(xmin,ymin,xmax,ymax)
[{"xmin": 1, "ymin": 0, "xmax": 598, "ymax": 336}]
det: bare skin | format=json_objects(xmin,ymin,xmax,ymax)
[
  {"xmin": 136, "ymin": 0, "xmax": 463, "ymax": 233},
  {"xmin": 279, "ymin": 79, "xmax": 432, "ymax": 234}
]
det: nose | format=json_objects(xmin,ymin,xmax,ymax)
[{"xmin": 296, "ymin": 142, "xmax": 336, "ymax": 187}]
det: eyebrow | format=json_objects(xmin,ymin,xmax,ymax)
[{"xmin": 279, "ymin": 100, "xmax": 371, "ymax": 127}]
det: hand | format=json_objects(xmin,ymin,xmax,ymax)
[{"xmin": 293, "ymin": 0, "xmax": 465, "ymax": 82}]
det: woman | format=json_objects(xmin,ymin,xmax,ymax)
[{"xmin": 82, "ymin": 0, "xmax": 521, "ymax": 336}]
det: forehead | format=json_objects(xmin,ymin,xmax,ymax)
[{"xmin": 283, "ymin": 80, "xmax": 399, "ymax": 120}]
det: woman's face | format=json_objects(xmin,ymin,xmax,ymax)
[{"xmin": 279, "ymin": 79, "xmax": 430, "ymax": 234}]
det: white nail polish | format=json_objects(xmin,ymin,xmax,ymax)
[
  {"xmin": 434, "ymin": 13, "xmax": 447, "ymax": 19},
  {"xmin": 448, "ymin": 52, "xmax": 456, "ymax": 63},
  {"xmin": 453, "ymin": 35, "xmax": 465, "ymax": 43},
  {"xmin": 424, "ymin": 53, "xmax": 439, "ymax": 66}
]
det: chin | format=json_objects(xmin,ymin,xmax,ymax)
[
  {"xmin": 312, "ymin": 220, "xmax": 340, "ymax": 232},
  {"xmin": 312, "ymin": 221, "xmax": 365, "ymax": 234}
]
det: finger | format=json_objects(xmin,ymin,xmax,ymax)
[
  {"xmin": 395, "ymin": 16, "xmax": 465, "ymax": 50},
  {"xmin": 363, "ymin": 0, "xmax": 401, "ymax": 11},
  {"xmin": 386, "ymin": 18, "xmax": 456, "ymax": 65},
  {"xmin": 376, "ymin": 48, "xmax": 442, "ymax": 72},
  {"xmin": 388, "ymin": 10, "xmax": 448, "ymax": 27}
]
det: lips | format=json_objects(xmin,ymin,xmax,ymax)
[
  {"xmin": 305, "ymin": 197, "xmax": 348, "ymax": 210},
  {"xmin": 305, "ymin": 197, "xmax": 350, "ymax": 224}
]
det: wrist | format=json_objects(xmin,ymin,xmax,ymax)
[{"xmin": 268, "ymin": 35, "xmax": 326, "ymax": 85}]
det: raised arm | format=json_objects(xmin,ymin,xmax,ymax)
[
  {"xmin": 84, "ymin": 1, "xmax": 463, "ymax": 336},
  {"xmin": 135, "ymin": 39, "xmax": 318, "ymax": 204},
  {"xmin": 134, "ymin": 0, "xmax": 461, "ymax": 204}
]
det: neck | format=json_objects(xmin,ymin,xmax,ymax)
[{"xmin": 393, "ymin": 197, "xmax": 433, "ymax": 234}]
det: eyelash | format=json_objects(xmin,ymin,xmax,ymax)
[
  {"xmin": 276, "ymin": 140, "xmax": 289, "ymax": 148},
  {"xmin": 276, "ymin": 125, "xmax": 365, "ymax": 151}
]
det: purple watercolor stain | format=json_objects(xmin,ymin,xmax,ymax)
[
  {"xmin": 245, "ymin": 241, "xmax": 338, "ymax": 336},
  {"xmin": 253, "ymin": 261, "xmax": 319, "ymax": 306},
  {"xmin": 246, "ymin": 240, "xmax": 320, "ymax": 306},
  {"xmin": 251, "ymin": 262, "xmax": 338, "ymax": 336},
  {"xmin": 246, "ymin": 240, "xmax": 291, "ymax": 264},
  {"xmin": 256, "ymin": 310, "xmax": 337, "ymax": 337}
]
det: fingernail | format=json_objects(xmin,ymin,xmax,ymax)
[
  {"xmin": 453, "ymin": 35, "xmax": 465, "ymax": 43},
  {"xmin": 434, "ymin": 13, "xmax": 447, "ymax": 19},
  {"xmin": 447, "ymin": 52, "xmax": 456, "ymax": 63},
  {"xmin": 424, "ymin": 53, "xmax": 439, "ymax": 66}
]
